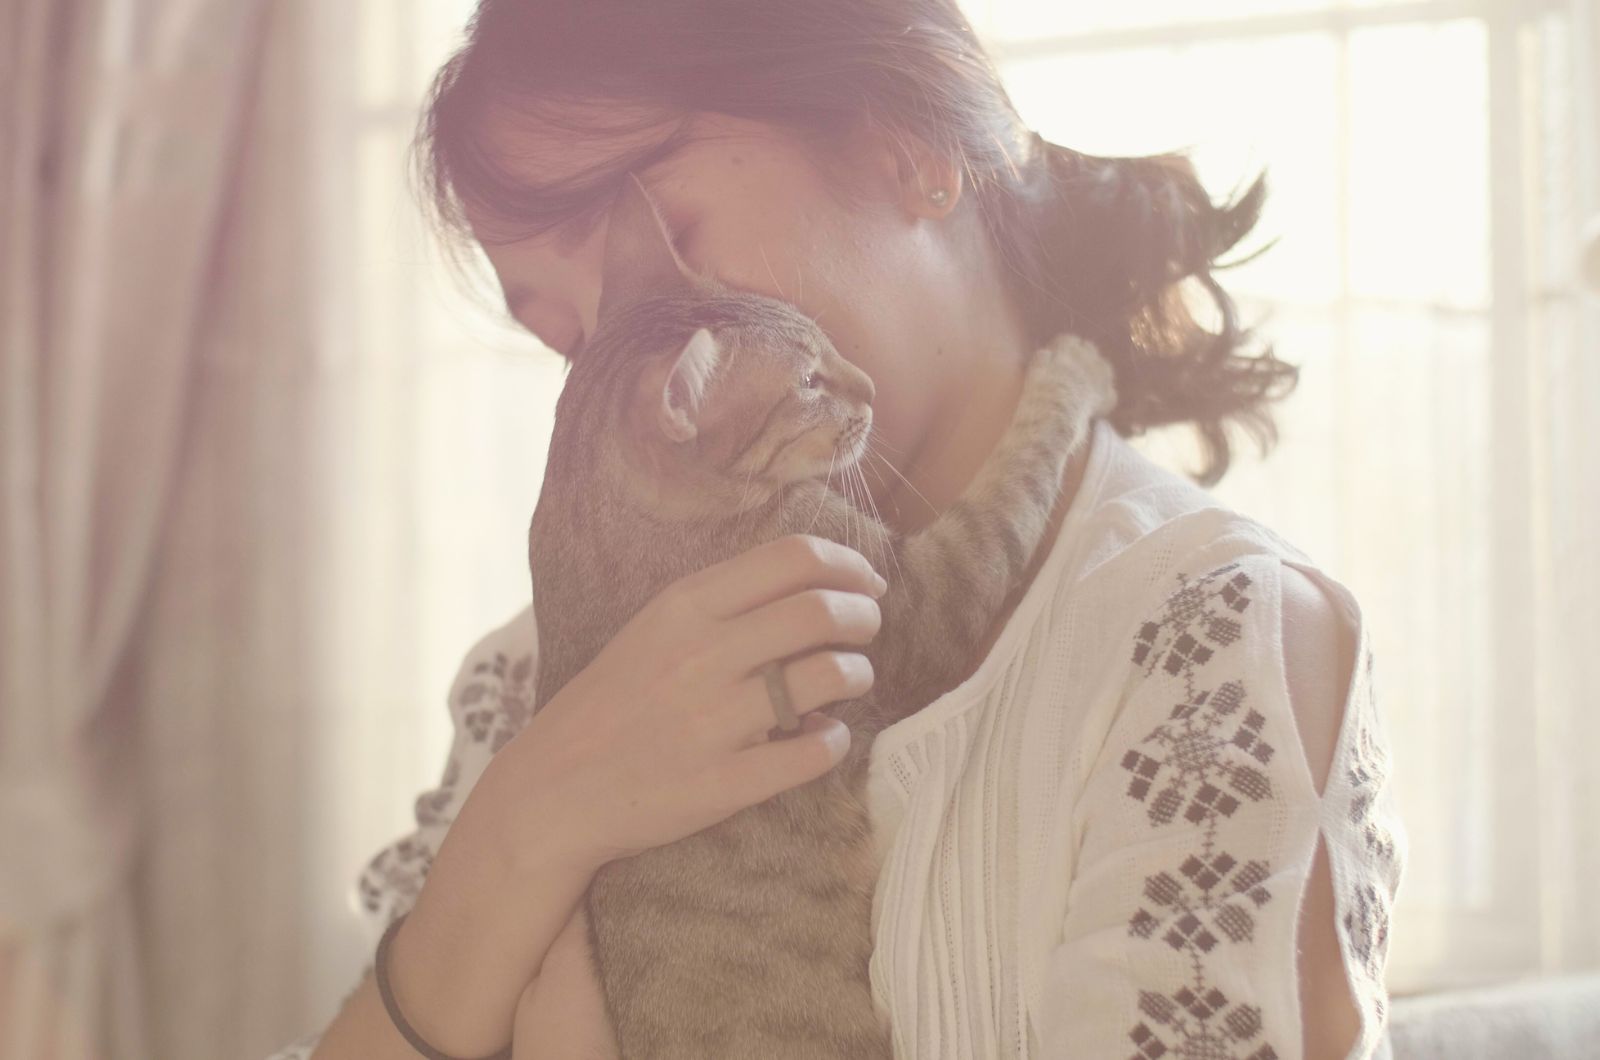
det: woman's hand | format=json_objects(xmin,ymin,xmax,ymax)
[
  {"xmin": 512, "ymin": 901, "xmax": 618, "ymax": 1060},
  {"xmin": 493, "ymin": 532, "xmax": 887, "ymax": 877}
]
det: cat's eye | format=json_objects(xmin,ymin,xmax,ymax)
[{"xmin": 801, "ymin": 370, "xmax": 819, "ymax": 389}]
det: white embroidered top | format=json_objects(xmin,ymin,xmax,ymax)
[{"xmin": 267, "ymin": 417, "xmax": 1407, "ymax": 1060}]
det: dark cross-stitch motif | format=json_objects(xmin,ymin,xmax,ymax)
[
  {"xmin": 413, "ymin": 756, "xmax": 461, "ymax": 828},
  {"xmin": 1345, "ymin": 647, "xmax": 1399, "ymax": 868},
  {"xmin": 356, "ymin": 835, "xmax": 434, "ymax": 915},
  {"xmin": 459, "ymin": 650, "xmax": 536, "ymax": 753},
  {"xmin": 1131, "ymin": 564, "xmax": 1254, "ymax": 700},
  {"xmin": 1340, "ymin": 645, "xmax": 1402, "ymax": 1031},
  {"xmin": 1343, "ymin": 880, "xmax": 1391, "ymax": 1001},
  {"xmin": 1129, "ymin": 987, "xmax": 1279, "ymax": 1060},
  {"xmin": 358, "ymin": 646, "xmax": 537, "ymax": 917},
  {"xmin": 1119, "ymin": 678, "xmax": 1276, "ymax": 829},
  {"xmin": 1118, "ymin": 560, "xmax": 1285, "ymax": 1060},
  {"xmin": 1127, "ymin": 852, "xmax": 1273, "ymax": 953}
]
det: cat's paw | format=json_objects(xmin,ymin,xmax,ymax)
[{"xmin": 1027, "ymin": 333, "xmax": 1119, "ymax": 418}]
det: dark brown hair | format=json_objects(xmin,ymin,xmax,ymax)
[{"xmin": 415, "ymin": 0, "xmax": 1298, "ymax": 486}]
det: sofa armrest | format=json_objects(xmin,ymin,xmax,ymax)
[{"xmin": 1387, "ymin": 973, "xmax": 1600, "ymax": 1059}]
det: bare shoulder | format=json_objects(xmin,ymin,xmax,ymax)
[{"xmin": 1277, "ymin": 561, "xmax": 1359, "ymax": 798}]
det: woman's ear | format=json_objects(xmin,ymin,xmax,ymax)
[
  {"xmin": 837, "ymin": 116, "xmax": 963, "ymax": 221},
  {"xmin": 896, "ymin": 141, "xmax": 962, "ymax": 220},
  {"xmin": 657, "ymin": 328, "xmax": 723, "ymax": 443}
]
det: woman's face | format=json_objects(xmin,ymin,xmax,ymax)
[{"xmin": 469, "ymin": 108, "xmax": 1031, "ymax": 527}]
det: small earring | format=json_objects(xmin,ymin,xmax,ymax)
[{"xmin": 928, "ymin": 187, "xmax": 950, "ymax": 207}]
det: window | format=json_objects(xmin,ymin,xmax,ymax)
[
  {"xmin": 969, "ymin": 0, "xmax": 1596, "ymax": 990},
  {"xmin": 354, "ymin": 0, "xmax": 1599, "ymax": 994}
]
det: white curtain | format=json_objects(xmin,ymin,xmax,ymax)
[
  {"xmin": 0, "ymin": 0, "xmax": 267, "ymax": 1056},
  {"xmin": 4, "ymin": 0, "xmax": 563, "ymax": 1056},
  {"xmin": 122, "ymin": 0, "xmax": 560, "ymax": 1054}
]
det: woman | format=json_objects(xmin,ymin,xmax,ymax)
[{"xmin": 272, "ymin": 1, "xmax": 1405, "ymax": 1058}]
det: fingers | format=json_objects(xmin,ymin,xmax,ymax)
[
  {"xmin": 712, "ymin": 588, "xmax": 882, "ymax": 680},
  {"xmin": 679, "ymin": 535, "xmax": 887, "ymax": 620},
  {"xmin": 725, "ymin": 650, "xmax": 874, "ymax": 748},
  {"xmin": 717, "ymin": 711, "xmax": 854, "ymax": 804}
]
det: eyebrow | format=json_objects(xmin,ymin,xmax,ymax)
[{"xmin": 500, "ymin": 154, "xmax": 686, "ymax": 351}]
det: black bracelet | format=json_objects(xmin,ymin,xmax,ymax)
[{"xmin": 375, "ymin": 912, "xmax": 514, "ymax": 1060}]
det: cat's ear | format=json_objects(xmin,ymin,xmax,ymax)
[
  {"xmin": 658, "ymin": 328, "xmax": 722, "ymax": 444},
  {"xmin": 596, "ymin": 173, "xmax": 694, "ymax": 323}
]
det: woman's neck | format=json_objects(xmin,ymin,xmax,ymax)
[{"xmin": 874, "ymin": 193, "xmax": 1069, "ymax": 535}]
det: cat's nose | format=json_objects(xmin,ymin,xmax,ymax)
[{"xmin": 856, "ymin": 370, "xmax": 876, "ymax": 406}]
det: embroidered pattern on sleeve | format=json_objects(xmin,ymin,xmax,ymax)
[
  {"xmin": 458, "ymin": 648, "xmax": 537, "ymax": 754},
  {"xmin": 353, "ymin": 644, "xmax": 538, "ymax": 921},
  {"xmin": 1118, "ymin": 561, "xmax": 1282, "ymax": 1060},
  {"xmin": 1337, "ymin": 645, "xmax": 1404, "ymax": 1038}
]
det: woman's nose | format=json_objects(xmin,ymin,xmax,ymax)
[{"xmin": 493, "ymin": 216, "xmax": 611, "ymax": 354}]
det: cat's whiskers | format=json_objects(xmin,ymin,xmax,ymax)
[
  {"xmin": 848, "ymin": 455, "xmax": 904, "ymax": 589},
  {"xmin": 839, "ymin": 455, "xmax": 860, "ymax": 554},
  {"xmin": 841, "ymin": 456, "xmax": 858, "ymax": 555},
  {"xmin": 865, "ymin": 440, "xmax": 939, "ymax": 522},
  {"xmin": 849, "ymin": 461, "xmax": 871, "ymax": 567},
  {"xmin": 864, "ymin": 432, "xmax": 909, "ymax": 457},
  {"xmin": 849, "ymin": 464, "xmax": 875, "ymax": 575},
  {"xmin": 806, "ymin": 445, "xmax": 838, "ymax": 534},
  {"xmin": 861, "ymin": 452, "xmax": 895, "ymax": 505},
  {"xmin": 862, "ymin": 460, "xmax": 905, "ymax": 585},
  {"xmin": 858, "ymin": 435, "xmax": 893, "ymax": 494},
  {"xmin": 860, "ymin": 454, "xmax": 903, "ymax": 534},
  {"xmin": 843, "ymin": 451, "xmax": 866, "ymax": 557}
]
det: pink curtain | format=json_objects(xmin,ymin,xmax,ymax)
[{"xmin": 0, "ymin": 1, "xmax": 266, "ymax": 1055}]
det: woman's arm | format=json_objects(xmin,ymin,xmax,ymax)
[
  {"xmin": 261, "ymin": 609, "xmax": 542, "ymax": 1060},
  {"xmin": 1034, "ymin": 551, "xmax": 1404, "ymax": 1059},
  {"xmin": 511, "ymin": 899, "xmax": 620, "ymax": 1060},
  {"xmin": 1281, "ymin": 562, "xmax": 1364, "ymax": 1060},
  {"xmin": 312, "ymin": 761, "xmax": 600, "ymax": 1059}
]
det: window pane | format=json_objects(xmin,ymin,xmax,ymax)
[
  {"xmin": 984, "ymin": 0, "xmax": 1345, "ymax": 41},
  {"xmin": 1139, "ymin": 303, "xmax": 1496, "ymax": 915},
  {"xmin": 1000, "ymin": 34, "xmax": 1342, "ymax": 304},
  {"xmin": 1347, "ymin": 19, "xmax": 1490, "ymax": 308},
  {"xmin": 1343, "ymin": 305, "xmax": 1495, "ymax": 910},
  {"xmin": 1129, "ymin": 300, "xmax": 1344, "ymax": 562},
  {"xmin": 407, "ymin": 0, "xmax": 481, "ymax": 100}
]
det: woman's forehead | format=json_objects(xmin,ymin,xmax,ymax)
[
  {"xmin": 462, "ymin": 105, "xmax": 754, "ymax": 236},
  {"xmin": 460, "ymin": 106, "xmax": 802, "ymax": 245},
  {"xmin": 477, "ymin": 101, "xmax": 677, "ymax": 180},
  {"xmin": 475, "ymin": 104, "xmax": 788, "ymax": 188}
]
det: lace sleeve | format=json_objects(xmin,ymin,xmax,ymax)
[
  {"xmin": 1031, "ymin": 552, "xmax": 1406, "ymax": 1060},
  {"xmin": 351, "ymin": 605, "xmax": 539, "ymax": 935},
  {"xmin": 261, "ymin": 604, "xmax": 539, "ymax": 1060}
]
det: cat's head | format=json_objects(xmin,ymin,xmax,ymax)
[{"xmin": 558, "ymin": 173, "xmax": 876, "ymax": 518}]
